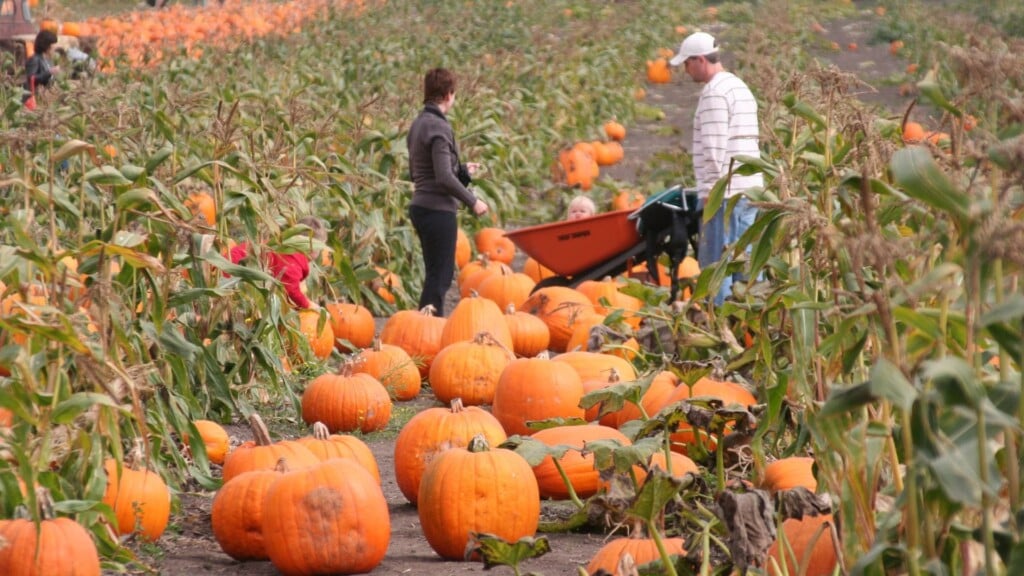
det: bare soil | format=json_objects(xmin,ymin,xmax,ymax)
[{"xmin": 136, "ymin": 5, "xmax": 913, "ymax": 576}]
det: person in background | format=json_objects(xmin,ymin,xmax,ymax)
[
  {"xmin": 406, "ymin": 67, "xmax": 489, "ymax": 316},
  {"xmin": 566, "ymin": 195, "xmax": 596, "ymax": 221},
  {"xmin": 229, "ymin": 217, "xmax": 327, "ymax": 310},
  {"xmin": 23, "ymin": 29, "xmax": 61, "ymax": 105},
  {"xmin": 670, "ymin": 31, "xmax": 763, "ymax": 305}
]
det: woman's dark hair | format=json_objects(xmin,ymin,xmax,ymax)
[
  {"xmin": 423, "ymin": 68, "xmax": 456, "ymax": 105},
  {"xmin": 34, "ymin": 30, "xmax": 58, "ymax": 56}
]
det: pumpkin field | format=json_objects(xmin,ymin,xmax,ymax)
[{"xmin": 1, "ymin": 0, "xmax": 1023, "ymax": 574}]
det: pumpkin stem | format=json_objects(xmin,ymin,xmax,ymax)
[
  {"xmin": 421, "ymin": 304, "xmax": 437, "ymax": 317},
  {"xmin": 606, "ymin": 367, "xmax": 621, "ymax": 383},
  {"xmin": 312, "ymin": 421, "xmax": 331, "ymax": 440},
  {"xmin": 477, "ymin": 330, "xmax": 516, "ymax": 361},
  {"xmin": 466, "ymin": 434, "xmax": 490, "ymax": 453},
  {"xmin": 505, "ymin": 303, "xmax": 516, "ymax": 315},
  {"xmin": 248, "ymin": 413, "xmax": 274, "ymax": 446},
  {"xmin": 372, "ymin": 336, "xmax": 383, "ymax": 352},
  {"xmin": 449, "ymin": 398, "xmax": 465, "ymax": 413},
  {"xmin": 339, "ymin": 361, "xmax": 355, "ymax": 377},
  {"xmin": 535, "ymin": 350, "xmax": 550, "ymax": 360},
  {"xmin": 273, "ymin": 457, "xmax": 290, "ymax": 473}
]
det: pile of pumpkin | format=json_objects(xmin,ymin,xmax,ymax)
[
  {"xmin": 54, "ymin": 0, "xmax": 370, "ymax": 69},
  {"xmin": 557, "ymin": 120, "xmax": 627, "ymax": 191}
]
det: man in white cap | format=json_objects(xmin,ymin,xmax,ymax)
[{"xmin": 671, "ymin": 31, "xmax": 763, "ymax": 305}]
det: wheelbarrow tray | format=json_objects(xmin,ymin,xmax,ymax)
[{"xmin": 504, "ymin": 209, "xmax": 641, "ymax": 277}]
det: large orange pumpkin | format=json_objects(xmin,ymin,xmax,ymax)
[
  {"xmin": 503, "ymin": 304, "xmax": 551, "ymax": 358},
  {"xmin": 611, "ymin": 189, "xmax": 645, "ymax": 211},
  {"xmin": 301, "ymin": 365, "xmax": 393, "ymax": 433},
  {"xmin": 325, "ymin": 301, "xmax": 375, "ymax": 352},
  {"xmin": 297, "ymin": 422, "xmax": 381, "ymax": 482},
  {"xmin": 492, "ymin": 354, "xmax": 586, "ymax": 436},
  {"xmin": 351, "ymin": 338, "xmax": 422, "ymax": 401},
  {"xmin": 762, "ymin": 456, "xmax": 817, "ymax": 493},
  {"xmin": 191, "ymin": 419, "xmax": 230, "ymax": 465},
  {"xmin": 184, "ymin": 191, "xmax": 216, "ymax": 226},
  {"xmin": 418, "ymin": 436, "xmax": 539, "ymax": 560},
  {"xmin": 394, "ymin": 398, "xmax": 507, "ymax": 505},
  {"xmin": 429, "ymin": 331, "xmax": 516, "ymax": 406},
  {"xmin": 767, "ymin": 514, "xmax": 838, "ymax": 576},
  {"xmin": 559, "ymin": 146, "xmax": 599, "ymax": 190},
  {"xmin": 519, "ymin": 286, "xmax": 594, "ymax": 352},
  {"xmin": 604, "ymin": 120, "xmax": 626, "ymax": 141},
  {"xmin": 211, "ymin": 459, "xmax": 288, "ymax": 561},
  {"xmin": 522, "ymin": 256, "xmax": 556, "ymax": 283},
  {"xmin": 221, "ymin": 414, "xmax": 320, "ymax": 483},
  {"xmin": 102, "ymin": 459, "xmax": 172, "ymax": 541},
  {"xmin": 455, "ymin": 228, "xmax": 472, "ymax": 269},
  {"xmin": 600, "ymin": 370, "xmax": 680, "ymax": 429},
  {"xmin": 380, "ymin": 306, "xmax": 446, "ymax": 377},
  {"xmin": 262, "ymin": 459, "xmax": 390, "ymax": 575},
  {"xmin": 659, "ymin": 377, "xmax": 757, "ymax": 455},
  {"xmin": 586, "ymin": 536, "xmax": 687, "ymax": 575},
  {"xmin": 646, "ymin": 58, "xmax": 672, "ymax": 83},
  {"xmin": 439, "ymin": 294, "xmax": 514, "ymax": 351},
  {"xmin": 296, "ymin": 308, "xmax": 334, "ymax": 360},
  {"xmin": 474, "ymin": 227, "xmax": 516, "ymax": 265},
  {"xmin": 553, "ymin": 350, "xmax": 637, "ymax": 385},
  {"xmin": 530, "ymin": 424, "xmax": 631, "ymax": 500},
  {"xmin": 476, "ymin": 267, "xmax": 536, "ymax": 311},
  {"xmin": 0, "ymin": 489, "xmax": 101, "ymax": 576}
]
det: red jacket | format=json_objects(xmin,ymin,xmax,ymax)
[{"xmin": 229, "ymin": 242, "xmax": 312, "ymax": 309}]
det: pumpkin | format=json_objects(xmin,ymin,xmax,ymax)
[
  {"xmin": 262, "ymin": 459, "xmax": 390, "ymax": 575},
  {"xmin": 503, "ymin": 303, "xmax": 551, "ymax": 358},
  {"xmin": 455, "ymin": 228, "xmax": 472, "ymax": 269},
  {"xmin": 531, "ymin": 424, "xmax": 631, "ymax": 499},
  {"xmin": 211, "ymin": 459, "xmax": 288, "ymax": 561},
  {"xmin": 296, "ymin": 308, "xmax": 334, "ymax": 360},
  {"xmin": 184, "ymin": 191, "xmax": 216, "ymax": 225},
  {"xmin": 61, "ymin": 21, "xmax": 83, "ymax": 37},
  {"xmin": 564, "ymin": 311, "xmax": 611, "ymax": 353},
  {"xmin": 600, "ymin": 370, "xmax": 680, "ymax": 429},
  {"xmin": 325, "ymin": 302, "xmax": 375, "ymax": 352},
  {"xmin": 522, "ymin": 256, "xmax": 556, "ymax": 283},
  {"xmin": 394, "ymin": 398, "xmax": 508, "ymax": 505},
  {"xmin": 611, "ymin": 189, "xmax": 645, "ymax": 211},
  {"xmin": 593, "ymin": 140, "xmax": 625, "ymax": 166},
  {"xmin": 418, "ymin": 435, "xmax": 539, "ymax": 560},
  {"xmin": 492, "ymin": 354, "xmax": 586, "ymax": 436},
  {"xmin": 902, "ymin": 121, "xmax": 926, "ymax": 144},
  {"xmin": 372, "ymin": 266, "xmax": 401, "ymax": 304},
  {"xmin": 553, "ymin": 350, "xmax": 637, "ymax": 384},
  {"xmin": 458, "ymin": 255, "xmax": 511, "ymax": 288},
  {"xmin": 0, "ymin": 407, "xmax": 13, "ymax": 427},
  {"xmin": 440, "ymin": 294, "xmax": 514, "ymax": 351},
  {"xmin": 459, "ymin": 261, "xmax": 513, "ymax": 298},
  {"xmin": 476, "ymin": 267, "xmax": 536, "ymax": 311},
  {"xmin": 580, "ymin": 368, "xmax": 623, "ymax": 422},
  {"xmin": 660, "ymin": 377, "xmax": 757, "ymax": 455},
  {"xmin": 429, "ymin": 332, "xmax": 515, "ymax": 406},
  {"xmin": 576, "ymin": 277, "xmax": 643, "ymax": 328},
  {"xmin": 559, "ymin": 146, "xmax": 599, "ymax": 190},
  {"xmin": 297, "ymin": 422, "xmax": 381, "ymax": 482},
  {"xmin": 192, "ymin": 419, "xmax": 230, "ymax": 465},
  {"xmin": 646, "ymin": 58, "xmax": 672, "ymax": 83},
  {"xmin": 102, "ymin": 458, "xmax": 172, "ymax": 541},
  {"xmin": 474, "ymin": 227, "xmax": 516, "ymax": 265},
  {"xmin": 519, "ymin": 286, "xmax": 595, "ymax": 352},
  {"xmin": 767, "ymin": 514, "xmax": 838, "ymax": 576},
  {"xmin": 301, "ymin": 364, "xmax": 393, "ymax": 433},
  {"xmin": 762, "ymin": 456, "xmax": 817, "ymax": 493},
  {"xmin": 352, "ymin": 338, "xmax": 422, "ymax": 401},
  {"xmin": 0, "ymin": 488, "xmax": 101, "ymax": 576},
  {"xmin": 380, "ymin": 305, "xmax": 446, "ymax": 377},
  {"xmin": 586, "ymin": 536, "xmax": 687, "ymax": 575},
  {"xmin": 222, "ymin": 413, "xmax": 320, "ymax": 482},
  {"xmin": 604, "ymin": 120, "xmax": 626, "ymax": 141}
]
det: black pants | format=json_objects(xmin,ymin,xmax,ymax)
[{"xmin": 410, "ymin": 205, "xmax": 457, "ymax": 317}]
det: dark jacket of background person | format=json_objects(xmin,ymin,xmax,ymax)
[{"xmin": 407, "ymin": 104, "xmax": 478, "ymax": 212}]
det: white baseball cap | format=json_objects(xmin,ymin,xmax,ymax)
[{"xmin": 669, "ymin": 32, "xmax": 719, "ymax": 66}]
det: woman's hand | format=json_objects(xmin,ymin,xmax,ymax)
[
  {"xmin": 472, "ymin": 199, "xmax": 489, "ymax": 216},
  {"xmin": 466, "ymin": 162, "xmax": 483, "ymax": 176}
]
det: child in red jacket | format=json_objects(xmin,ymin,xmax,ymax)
[{"xmin": 229, "ymin": 217, "xmax": 326, "ymax": 309}]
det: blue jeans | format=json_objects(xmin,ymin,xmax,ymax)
[{"xmin": 698, "ymin": 197, "xmax": 758, "ymax": 305}]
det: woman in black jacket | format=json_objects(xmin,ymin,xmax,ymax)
[
  {"xmin": 23, "ymin": 30, "xmax": 61, "ymax": 104},
  {"xmin": 406, "ymin": 68, "xmax": 489, "ymax": 316}
]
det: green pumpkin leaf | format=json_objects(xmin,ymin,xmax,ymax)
[
  {"xmin": 52, "ymin": 393, "xmax": 125, "ymax": 425},
  {"xmin": 84, "ymin": 166, "xmax": 133, "ymax": 186},
  {"xmin": 890, "ymin": 147, "xmax": 969, "ymax": 225},
  {"xmin": 466, "ymin": 533, "xmax": 551, "ymax": 569}
]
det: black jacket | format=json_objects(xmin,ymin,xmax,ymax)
[
  {"xmin": 23, "ymin": 54, "xmax": 54, "ymax": 102},
  {"xmin": 406, "ymin": 104, "xmax": 477, "ymax": 213}
]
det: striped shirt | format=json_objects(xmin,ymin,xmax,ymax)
[{"xmin": 692, "ymin": 71, "xmax": 764, "ymax": 199}]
